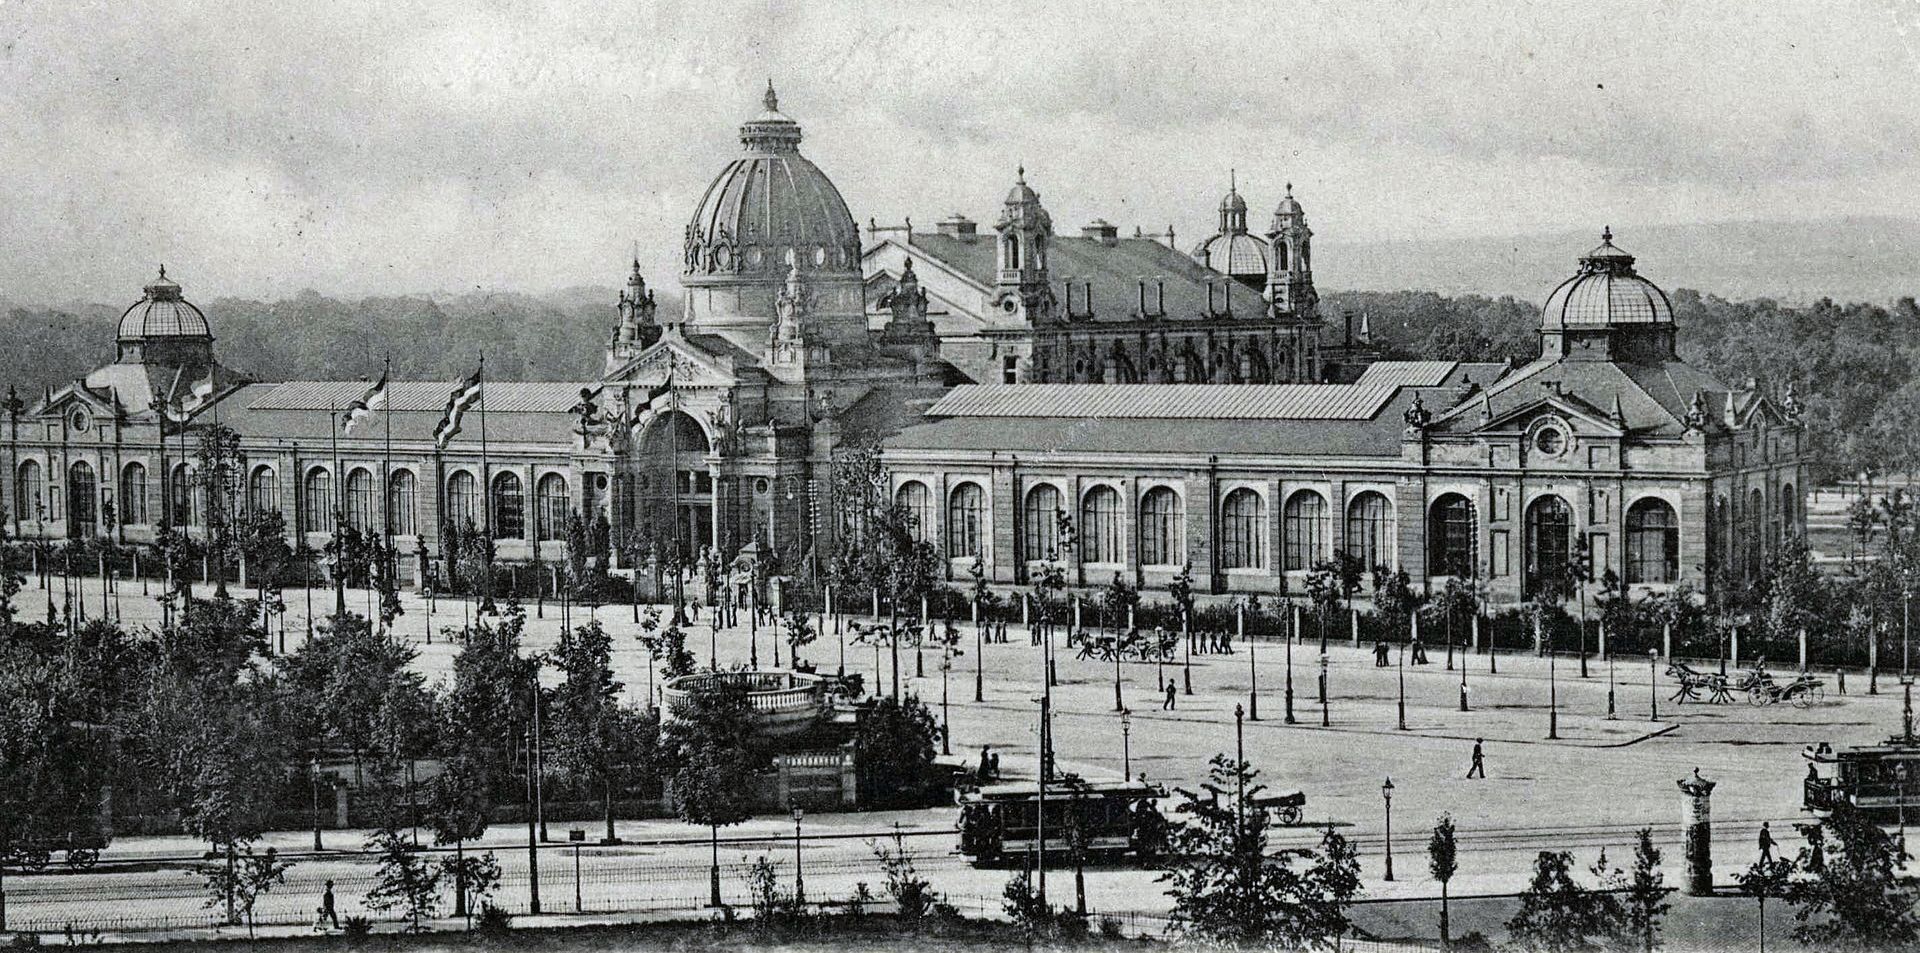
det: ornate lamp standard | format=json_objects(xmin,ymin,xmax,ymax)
[
  {"xmin": 1382, "ymin": 777, "xmax": 1396, "ymax": 881},
  {"xmin": 1319, "ymin": 654, "xmax": 1331, "ymax": 727},
  {"xmin": 1119, "ymin": 708, "xmax": 1132, "ymax": 778},
  {"xmin": 309, "ymin": 757, "xmax": 324, "ymax": 851},
  {"xmin": 1649, "ymin": 648, "xmax": 1660, "ymax": 721}
]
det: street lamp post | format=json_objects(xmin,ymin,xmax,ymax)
[
  {"xmin": 310, "ymin": 757, "xmax": 323, "ymax": 851},
  {"xmin": 1607, "ymin": 651, "xmax": 1618, "ymax": 720},
  {"xmin": 791, "ymin": 805, "xmax": 806, "ymax": 909},
  {"xmin": 1397, "ymin": 639, "xmax": 1408, "ymax": 731},
  {"xmin": 1459, "ymin": 637, "xmax": 1470, "ymax": 712},
  {"xmin": 1285, "ymin": 610, "xmax": 1297, "ymax": 724},
  {"xmin": 1182, "ymin": 612, "xmax": 1193, "ymax": 695},
  {"xmin": 1120, "ymin": 708, "xmax": 1132, "ymax": 779},
  {"xmin": 1319, "ymin": 654, "xmax": 1330, "ymax": 727},
  {"xmin": 941, "ymin": 654, "xmax": 952, "ymax": 756},
  {"xmin": 1650, "ymin": 648, "xmax": 1660, "ymax": 721},
  {"xmin": 1547, "ymin": 618, "xmax": 1560, "ymax": 741},
  {"xmin": 1382, "ymin": 777, "xmax": 1395, "ymax": 881},
  {"xmin": 1248, "ymin": 625, "xmax": 1260, "ymax": 721}
]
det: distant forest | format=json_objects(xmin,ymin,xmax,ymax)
[{"xmin": 4, "ymin": 285, "xmax": 1915, "ymax": 484}]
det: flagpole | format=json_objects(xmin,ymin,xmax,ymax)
[
  {"xmin": 381, "ymin": 357, "xmax": 394, "ymax": 603},
  {"xmin": 477, "ymin": 355, "xmax": 494, "ymax": 614},
  {"xmin": 330, "ymin": 402, "xmax": 346, "ymax": 617}
]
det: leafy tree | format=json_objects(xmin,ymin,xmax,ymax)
[
  {"xmin": 365, "ymin": 825, "xmax": 440, "ymax": 931},
  {"xmin": 547, "ymin": 620, "xmax": 651, "ymax": 842},
  {"xmin": 1504, "ymin": 850, "xmax": 1626, "ymax": 953},
  {"xmin": 194, "ymin": 841, "xmax": 293, "ymax": 935},
  {"xmin": 1787, "ymin": 802, "xmax": 1920, "ymax": 949},
  {"xmin": 1159, "ymin": 754, "xmax": 1361, "ymax": 948},
  {"xmin": 781, "ymin": 612, "xmax": 817, "ymax": 668},
  {"xmin": 855, "ymin": 695, "xmax": 942, "ymax": 809},
  {"xmin": 1372, "ymin": 565, "xmax": 1418, "ymax": 638},
  {"xmin": 1737, "ymin": 855, "xmax": 1795, "ymax": 953},
  {"xmin": 441, "ymin": 606, "xmax": 538, "ymax": 794},
  {"xmin": 661, "ymin": 676, "xmax": 767, "ymax": 906},
  {"xmin": 425, "ymin": 752, "xmax": 492, "ymax": 922},
  {"xmin": 1761, "ymin": 534, "xmax": 1826, "ymax": 648},
  {"xmin": 1428, "ymin": 814, "xmax": 1458, "ymax": 947},
  {"xmin": 283, "ymin": 612, "xmax": 422, "ymax": 786},
  {"xmin": 1623, "ymin": 828, "xmax": 1670, "ymax": 953}
]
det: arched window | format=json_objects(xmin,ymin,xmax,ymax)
[
  {"xmin": 1427, "ymin": 494, "xmax": 1477, "ymax": 578},
  {"xmin": 170, "ymin": 463, "xmax": 193, "ymax": 527},
  {"xmin": 445, "ymin": 470, "xmax": 478, "ymax": 529},
  {"xmin": 1283, "ymin": 490, "xmax": 1329, "ymax": 571},
  {"xmin": 1275, "ymin": 241, "xmax": 1289, "ymax": 271},
  {"xmin": 1344, "ymin": 491, "xmax": 1393, "ymax": 571},
  {"xmin": 1221, "ymin": 488, "xmax": 1265, "ymax": 570},
  {"xmin": 1780, "ymin": 485, "xmax": 1797, "ymax": 534},
  {"xmin": 1004, "ymin": 235, "xmax": 1021, "ymax": 270},
  {"xmin": 1082, "ymin": 486, "xmax": 1122, "ymax": 563},
  {"xmin": 120, "ymin": 462, "xmax": 148, "ymax": 525},
  {"xmin": 492, "ymin": 472, "xmax": 525, "ymax": 539},
  {"xmin": 535, "ymin": 473, "xmax": 569, "ymax": 541},
  {"xmin": 895, "ymin": 481, "xmax": 932, "ymax": 543},
  {"xmin": 1524, "ymin": 495, "xmax": 1574, "ymax": 597},
  {"xmin": 301, "ymin": 468, "xmax": 332, "ymax": 534},
  {"xmin": 1139, "ymin": 486, "xmax": 1184, "ymax": 566},
  {"xmin": 1023, "ymin": 484, "xmax": 1063, "ymax": 562},
  {"xmin": 387, "ymin": 470, "xmax": 417, "ymax": 536},
  {"xmin": 345, "ymin": 468, "xmax": 374, "ymax": 532},
  {"xmin": 947, "ymin": 482, "xmax": 985, "ymax": 559},
  {"xmin": 14, "ymin": 460, "xmax": 42, "ymax": 521},
  {"xmin": 249, "ymin": 465, "xmax": 277, "ymax": 515},
  {"xmin": 68, "ymin": 461, "xmax": 96, "ymax": 533},
  {"xmin": 1747, "ymin": 488, "xmax": 1766, "ymax": 578},
  {"xmin": 1625, "ymin": 497, "xmax": 1679, "ymax": 584}
]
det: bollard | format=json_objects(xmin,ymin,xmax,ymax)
[{"xmin": 1677, "ymin": 770, "xmax": 1717, "ymax": 896}]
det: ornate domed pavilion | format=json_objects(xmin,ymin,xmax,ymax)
[
  {"xmin": 1190, "ymin": 175, "xmax": 1270, "ymax": 290},
  {"xmin": 1539, "ymin": 228, "xmax": 1677, "ymax": 362}
]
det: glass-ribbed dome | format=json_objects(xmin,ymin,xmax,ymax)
[
  {"xmin": 1540, "ymin": 229, "xmax": 1673, "ymax": 329},
  {"xmin": 117, "ymin": 267, "xmax": 211, "ymax": 340},
  {"xmin": 683, "ymin": 84, "xmax": 859, "ymax": 281}
]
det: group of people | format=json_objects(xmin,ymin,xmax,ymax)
[{"xmin": 1374, "ymin": 636, "xmax": 1432, "ymax": 666}]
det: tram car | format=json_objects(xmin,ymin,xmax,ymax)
[
  {"xmin": 1802, "ymin": 733, "xmax": 1920, "ymax": 825},
  {"xmin": 957, "ymin": 776, "xmax": 1167, "ymax": 865}
]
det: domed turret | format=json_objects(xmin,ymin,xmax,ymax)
[
  {"xmin": 116, "ymin": 266, "xmax": 215, "ymax": 368},
  {"xmin": 680, "ymin": 84, "xmax": 865, "ymax": 348},
  {"xmin": 1538, "ymin": 228, "xmax": 1676, "ymax": 362},
  {"xmin": 1191, "ymin": 172, "xmax": 1269, "ymax": 289}
]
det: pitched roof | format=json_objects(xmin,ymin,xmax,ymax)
[
  {"xmin": 885, "ymin": 413, "xmax": 1409, "ymax": 459},
  {"xmin": 1430, "ymin": 356, "xmax": 1739, "ymax": 436},
  {"xmin": 211, "ymin": 380, "xmax": 587, "ymax": 448},
  {"xmin": 895, "ymin": 232, "xmax": 1263, "ymax": 322},
  {"xmin": 247, "ymin": 380, "xmax": 594, "ymax": 413},
  {"xmin": 1352, "ymin": 361, "xmax": 1459, "ymax": 389},
  {"xmin": 926, "ymin": 384, "xmax": 1399, "ymax": 421}
]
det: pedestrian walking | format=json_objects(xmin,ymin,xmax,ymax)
[
  {"xmin": 1758, "ymin": 821, "xmax": 1775, "ymax": 862},
  {"xmin": 1412, "ymin": 636, "xmax": 1429, "ymax": 665},
  {"xmin": 1467, "ymin": 738, "xmax": 1486, "ymax": 779},
  {"xmin": 317, "ymin": 879, "xmax": 340, "ymax": 930},
  {"xmin": 1375, "ymin": 641, "xmax": 1390, "ymax": 667},
  {"xmin": 1163, "ymin": 678, "xmax": 1177, "ymax": 710}
]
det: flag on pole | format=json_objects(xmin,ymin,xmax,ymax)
[
  {"xmin": 341, "ymin": 370, "xmax": 390, "ymax": 434},
  {"xmin": 187, "ymin": 373, "xmax": 217, "ymax": 410},
  {"xmin": 432, "ymin": 366, "xmax": 484, "ymax": 447}
]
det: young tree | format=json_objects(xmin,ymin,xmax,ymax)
[
  {"xmin": 424, "ymin": 752, "xmax": 491, "ymax": 922},
  {"xmin": 365, "ymin": 825, "xmax": 440, "ymax": 931},
  {"xmin": 855, "ymin": 695, "xmax": 942, "ymax": 809},
  {"xmin": 441, "ymin": 607, "xmax": 538, "ymax": 794},
  {"xmin": 194, "ymin": 842, "xmax": 293, "ymax": 936},
  {"xmin": 283, "ymin": 611, "xmax": 423, "ymax": 787},
  {"xmin": 1428, "ymin": 814, "xmax": 1458, "ymax": 947},
  {"xmin": 1737, "ymin": 855, "xmax": 1795, "ymax": 953},
  {"xmin": 1159, "ymin": 754, "xmax": 1361, "ymax": 948},
  {"xmin": 1504, "ymin": 850, "xmax": 1624, "ymax": 953},
  {"xmin": 1788, "ymin": 802, "xmax": 1920, "ymax": 949},
  {"xmin": 781, "ymin": 612, "xmax": 817, "ymax": 668},
  {"xmin": 1623, "ymin": 828, "xmax": 1670, "ymax": 953},
  {"xmin": 661, "ymin": 677, "xmax": 767, "ymax": 907},
  {"xmin": 547, "ymin": 620, "xmax": 641, "ymax": 843},
  {"xmin": 873, "ymin": 831, "xmax": 938, "ymax": 920}
]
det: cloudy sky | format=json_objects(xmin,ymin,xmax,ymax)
[{"xmin": 1, "ymin": 0, "xmax": 1915, "ymax": 302}]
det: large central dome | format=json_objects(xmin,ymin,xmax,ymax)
[{"xmin": 682, "ymin": 84, "xmax": 860, "ymax": 283}]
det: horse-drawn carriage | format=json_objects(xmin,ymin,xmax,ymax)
[
  {"xmin": 1071, "ymin": 629, "xmax": 1177, "ymax": 664},
  {"xmin": 1666, "ymin": 659, "xmax": 1824, "ymax": 708},
  {"xmin": 1251, "ymin": 789, "xmax": 1308, "ymax": 826}
]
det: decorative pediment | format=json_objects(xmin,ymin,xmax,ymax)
[
  {"xmin": 600, "ymin": 336, "xmax": 739, "ymax": 390},
  {"xmin": 1449, "ymin": 393, "xmax": 1625, "ymax": 439},
  {"xmin": 33, "ymin": 383, "xmax": 118, "ymax": 421}
]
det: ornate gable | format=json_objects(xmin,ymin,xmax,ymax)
[{"xmin": 600, "ymin": 334, "xmax": 741, "ymax": 390}]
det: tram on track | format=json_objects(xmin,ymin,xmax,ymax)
[
  {"xmin": 956, "ymin": 776, "xmax": 1167, "ymax": 865},
  {"xmin": 1802, "ymin": 732, "xmax": 1920, "ymax": 826}
]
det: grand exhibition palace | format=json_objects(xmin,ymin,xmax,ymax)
[{"xmin": 1, "ymin": 87, "xmax": 1806, "ymax": 606}]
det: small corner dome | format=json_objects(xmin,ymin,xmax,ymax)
[
  {"xmin": 117, "ymin": 266, "xmax": 211, "ymax": 340},
  {"xmin": 1218, "ymin": 187, "xmax": 1248, "ymax": 214},
  {"xmin": 1540, "ymin": 228, "xmax": 1674, "ymax": 329}
]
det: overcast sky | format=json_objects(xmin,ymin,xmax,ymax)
[{"xmin": 2, "ymin": 0, "xmax": 1915, "ymax": 303}]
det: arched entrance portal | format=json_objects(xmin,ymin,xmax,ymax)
[{"xmin": 635, "ymin": 411, "xmax": 713, "ymax": 559}]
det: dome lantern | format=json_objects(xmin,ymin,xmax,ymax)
[{"xmin": 115, "ymin": 266, "xmax": 215, "ymax": 370}]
